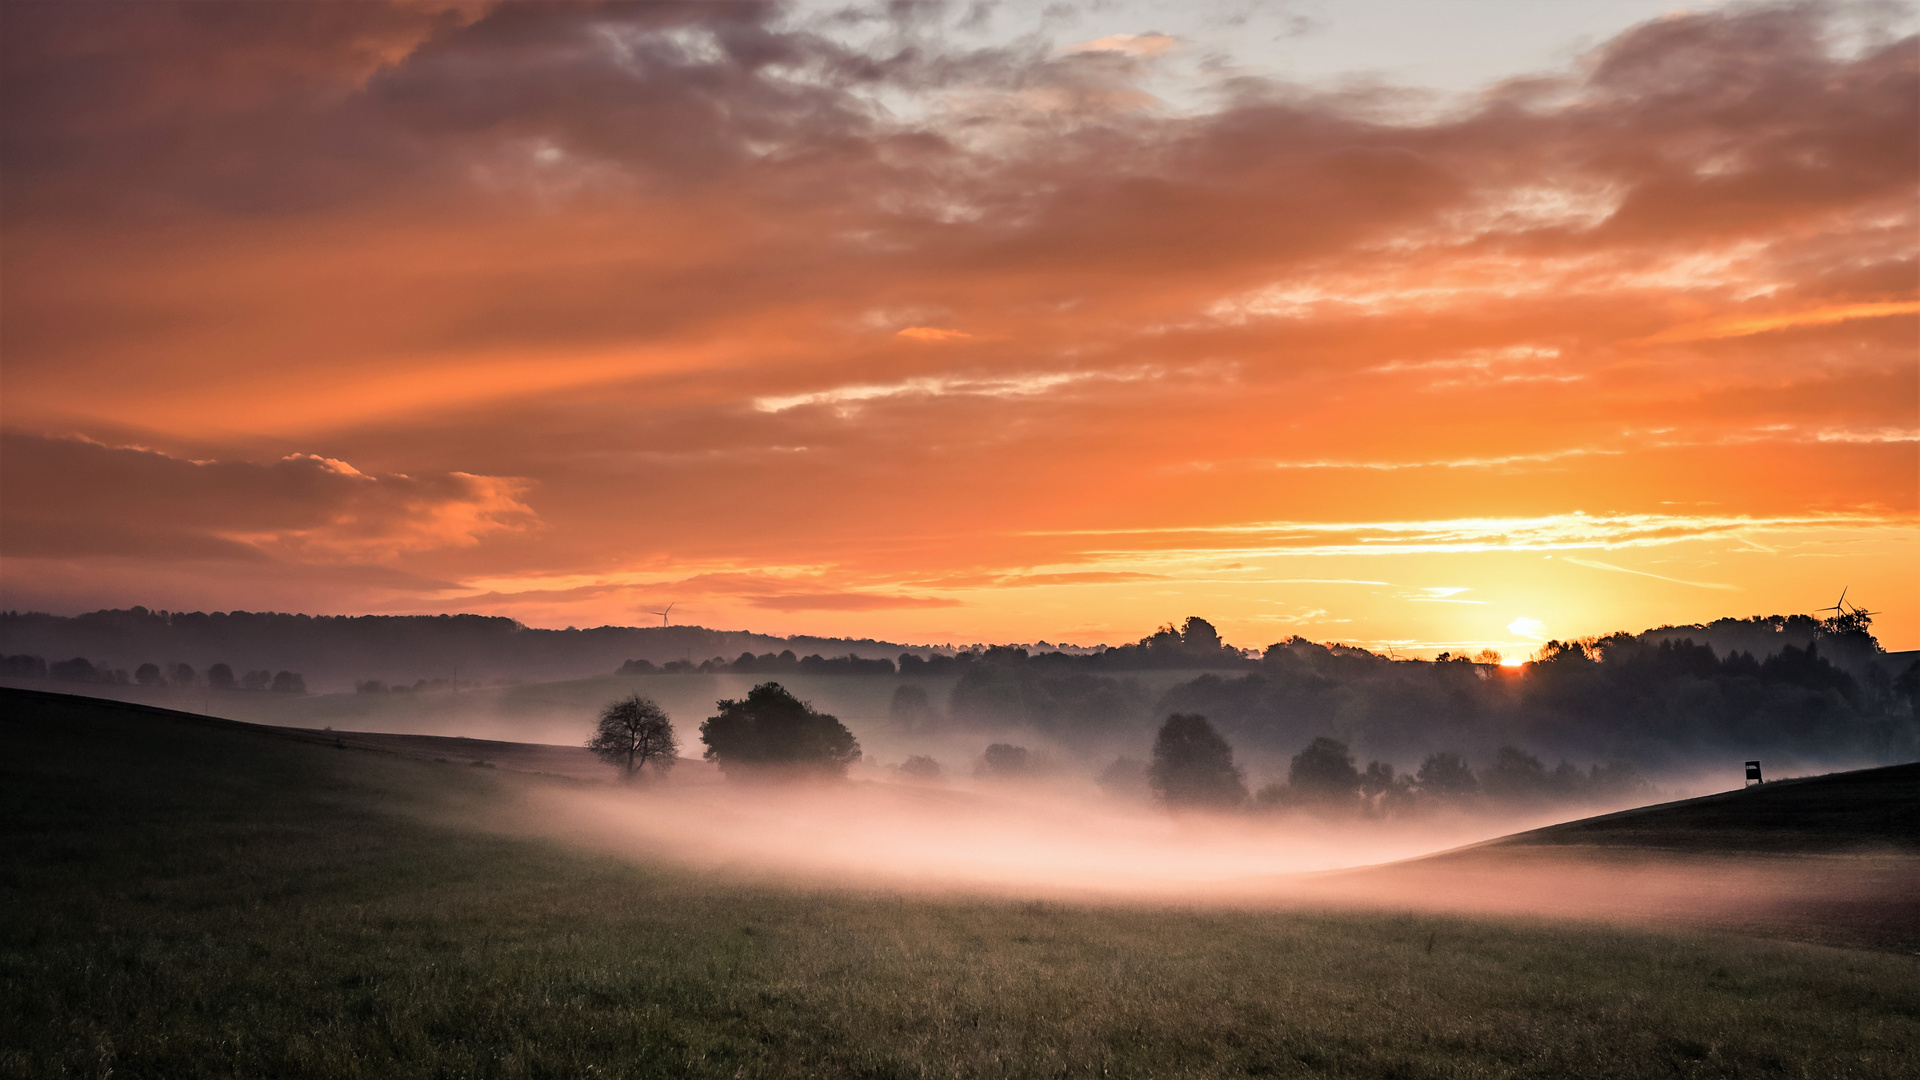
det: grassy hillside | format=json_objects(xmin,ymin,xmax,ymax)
[
  {"xmin": 1501, "ymin": 762, "xmax": 1920, "ymax": 853},
  {"xmin": 5, "ymin": 688, "xmax": 1918, "ymax": 1079}
]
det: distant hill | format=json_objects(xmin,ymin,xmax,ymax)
[{"xmin": 0, "ymin": 607, "xmax": 931, "ymax": 693}]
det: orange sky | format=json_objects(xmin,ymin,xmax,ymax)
[{"xmin": 2, "ymin": 1, "xmax": 1915, "ymax": 654}]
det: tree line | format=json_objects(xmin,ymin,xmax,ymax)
[
  {"xmin": 582, "ymin": 680, "xmax": 1650, "ymax": 821},
  {"xmin": 619, "ymin": 651, "xmax": 897, "ymax": 676},
  {"xmin": 0, "ymin": 654, "xmax": 306, "ymax": 694},
  {"xmin": 0, "ymin": 606, "xmax": 917, "ymax": 688},
  {"xmin": 610, "ymin": 617, "xmax": 1252, "ymax": 681},
  {"xmin": 879, "ymin": 613, "xmax": 1918, "ymax": 771}
]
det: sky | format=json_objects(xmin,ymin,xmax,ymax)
[{"xmin": 1, "ymin": 0, "xmax": 1915, "ymax": 655}]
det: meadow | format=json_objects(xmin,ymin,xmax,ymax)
[{"xmin": 4, "ymin": 689, "xmax": 1917, "ymax": 1079}]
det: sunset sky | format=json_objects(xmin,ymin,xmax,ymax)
[{"xmin": 2, "ymin": 0, "xmax": 1915, "ymax": 655}]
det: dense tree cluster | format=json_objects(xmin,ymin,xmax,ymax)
[
  {"xmin": 699, "ymin": 682, "xmax": 861, "ymax": 778},
  {"xmin": 1148, "ymin": 714, "xmax": 1249, "ymax": 810},
  {"xmin": 1249, "ymin": 736, "xmax": 1652, "ymax": 817},
  {"xmin": 1153, "ymin": 620, "xmax": 1916, "ymax": 770}
]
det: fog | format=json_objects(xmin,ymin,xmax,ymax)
[
  {"xmin": 511, "ymin": 776, "xmax": 1530, "ymax": 896},
  {"xmin": 430, "ymin": 767, "xmax": 1910, "ymax": 954}
]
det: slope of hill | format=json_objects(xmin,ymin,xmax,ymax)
[
  {"xmin": 1325, "ymin": 762, "xmax": 1920, "ymax": 953},
  {"xmin": 6, "ymin": 687, "xmax": 1917, "ymax": 1078},
  {"xmin": 1496, "ymin": 762, "xmax": 1920, "ymax": 854}
]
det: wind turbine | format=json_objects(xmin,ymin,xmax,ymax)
[
  {"xmin": 648, "ymin": 602, "xmax": 675, "ymax": 627},
  {"xmin": 1816, "ymin": 588, "xmax": 1876, "ymax": 627}
]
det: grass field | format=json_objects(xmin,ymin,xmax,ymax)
[{"xmin": 5, "ymin": 689, "xmax": 1918, "ymax": 1079}]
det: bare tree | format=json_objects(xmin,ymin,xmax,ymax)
[{"xmin": 588, "ymin": 694, "xmax": 678, "ymax": 781}]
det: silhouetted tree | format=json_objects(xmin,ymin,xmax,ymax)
[
  {"xmin": 699, "ymin": 682, "xmax": 860, "ymax": 777},
  {"xmin": 897, "ymin": 755, "xmax": 942, "ymax": 782},
  {"xmin": 1360, "ymin": 760, "xmax": 1397, "ymax": 798},
  {"xmin": 241, "ymin": 669, "xmax": 271, "ymax": 691},
  {"xmin": 2, "ymin": 654, "xmax": 47, "ymax": 679},
  {"xmin": 172, "ymin": 663, "xmax": 196, "ymax": 686},
  {"xmin": 269, "ymin": 671, "xmax": 306, "ymax": 694},
  {"xmin": 207, "ymin": 663, "xmax": 236, "ymax": 689},
  {"xmin": 135, "ymin": 662, "xmax": 165, "ymax": 686},
  {"xmin": 1481, "ymin": 745, "xmax": 1549, "ymax": 802},
  {"xmin": 50, "ymin": 657, "xmax": 97, "ymax": 683},
  {"xmin": 1149, "ymin": 713, "xmax": 1248, "ymax": 809},
  {"xmin": 587, "ymin": 694, "xmax": 678, "ymax": 781},
  {"xmin": 976, "ymin": 742, "xmax": 1032, "ymax": 779},
  {"xmin": 1288, "ymin": 736, "xmax": 1361, "ymax": 805},
  {"xmin": 1416, "ymin": 751, "xmax": 1477, "ymax": 797},
  {"xmin": 889, "ymin": 683, "xmax": 936, "ymax": 729}
]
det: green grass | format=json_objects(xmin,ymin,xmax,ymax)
[{"xmin": 4, "ymin": 691, "xmax": 1918, "ymax": 1079}]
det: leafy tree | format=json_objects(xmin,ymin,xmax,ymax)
[
  {"xmin": 2, "ymin": 654, "xmax": 47, "ymax": 679},
  {"xmin": 172, "ymin": 663, "xmax": 196, "ymax": 686},
  {"xmin": 699, "ymin": 682, "xmax": 860, "ymax": 777},
  {"xmin": 587, "ymin": 694, "xmax": 678, "ymax": 780},
  {"xmin": 269, "ymin": 671, "xmax": 306, "ymax": 694},
  {"xmin": 976, "ymin": 742, "xmax": 1032, "ymax": 779},
  {"xmin": 135, "ymin": 662, "xmax": 165, "ymax": 686},
  {"xmin": 1416, "ymin": 751, "xmax": 1477, "ymax": 797},
  {"xmin": 888, "ymin": 683, "xmax": 936, "ymax": 729},
  {"xmin": 241, "ymin": 669, "xmax": 271, "ymax": 691},
  {"xmin": 1481, "ymin": 745, "xmax": 1549, "ymax": 801},
  {"xmin": 1360, "ymin": 760, "xmax": 1397, "ymax": 798},
  {"xmin": 896, "ymin": 755, "xmax": 942, "ymax": 782},
  {"xmin": 50, "ymin": 657, "xmax": 97, "ymax": 683},
  {"xmin": 1288, "ymin": 736, "xmax": 1361, "ymax": 805},
  {"xmin": 1148, "ymin": 713, "xmax": 1248, "ymax": 809},
  {"xmin": 207, "ymin": 663, "xmax": 236, "ymax": 690}
]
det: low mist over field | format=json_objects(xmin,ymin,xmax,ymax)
[{"xmin": 4, "ymin": 1, "xmax": 1915, "ymax": 1073}]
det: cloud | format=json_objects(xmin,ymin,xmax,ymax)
[
  {"xmin": 745, "ymin": 592, "xmax": 962, "ymax": 612},
  {"xmin": 0, "ymin": 432, "xmax": 535, "ymax": 563},
  {"xmin": 1507, "ymin": 617, "xmax": 1547, "ymax": 639},
  {"xmin": 1636, "ymin": 301, "xmax": 1920, "ymax": 344},
  {"xmin": 1064, "ymin": 32, "xmax": 1177, "ymax": 58},
  {"xmin": 1020, "ymin": 511, "xmax": 1915, "ymax": 556},
  {"xmin": 0, "ymin": 2, "xmax": 1913, "ymax": 639},
  {"xmin": 1557, "ymin": 557, "xmax": 1739, "ymax": 591},
  {"xmin": 751, "ymin": 371, "xmax": 1121, "ymax": 414}
]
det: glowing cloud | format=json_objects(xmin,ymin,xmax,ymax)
[
  {"xmin": 1508, "ymin": 617, "xmax": 1548, "ymax": 640},
  {"xmin": 895, "ymin": 327, "xmax": 973, "ymax": 342}
]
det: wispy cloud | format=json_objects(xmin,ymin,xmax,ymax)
[
  {"xmin": 752, "ymin": 370, "xmax": 1149, "ymax": 414},
  {"xmin": 1064, "ymin": 32, "xmax": 1177, "ymax": 57},
  {"xmin": 1557, "ymin": 557, "xmax": 1739, "ymax": 591},
  {"xmin": 1637, "ymin": 301, "xmax": 1920, "ymax": 345},
  {"xmin": 1025, "ymin": 511, "xmax": 1915, "ymax": 558}
]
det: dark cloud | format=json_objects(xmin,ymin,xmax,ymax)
[{"xmin": 0, "ymin": 432, "xmax": 534, "ymax": 561}]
